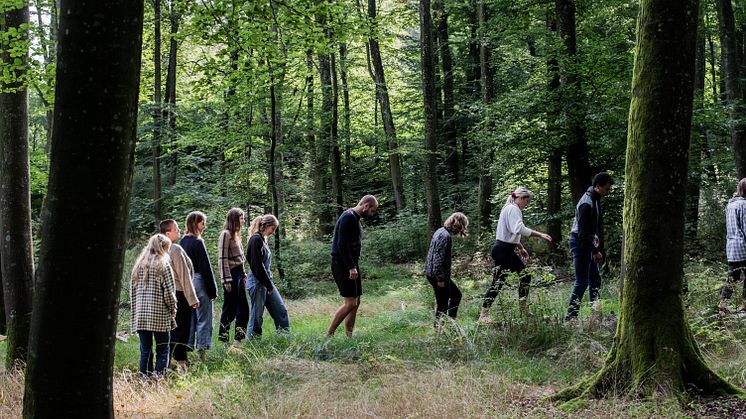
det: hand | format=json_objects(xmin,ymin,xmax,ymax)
[
  {"xmin": 191, "ymin": 302, "xmax": 200, "ymax": 309},
  {"xmin": 437, "ymin": 281, "xmax": 445, "ymax": 288},
  {"xmin": 540, "ymin": 233, "xmax": 552, "ymax": 242},
  {"xmin": 349, "ymin": 268, "xmax": 359, "ymax": 280},
  {"xmin": 519, "ymin": 248, "xmax": 529, "ymax": 263},
  {"xmin": 592, "ymin": 252, "xmax": 603, "ymax": 263},
  {"xmin": 224, "ymin": 282, "xmax": 232, "ymax": 293}
]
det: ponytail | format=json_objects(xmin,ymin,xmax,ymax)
[{"xmin": 249, "ymin": 214, "xmax": 279, "ymax": 237}]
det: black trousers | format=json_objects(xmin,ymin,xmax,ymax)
[
  {"xmin": 482, "ymin": 240, "xmax": 530, "ymax": 308},
  {"xmin": 427, "ymin": 275, "xmax": 462, "ymax": 319},
  {"xmin": 722, "ymin": 260, "xmax": 746, "ymax": 300},
  {"xmin": 170, "ymin": 291, "xmax": 194, "ymax": 361},
  {"xmin": 219, "ymin": 266, "xmax": 249, "ymax": 342}
]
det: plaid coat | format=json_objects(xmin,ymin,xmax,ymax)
[
  {"xmin": 726, "ymin": 196, "xmax": 746, "ymax": 262},
  {"xmin": 131, "ymin": 263, "xmax": 178, "ymax": 333}
]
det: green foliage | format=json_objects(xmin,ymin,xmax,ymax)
[{"xmin": 362, "ymin": 214, "xmax": 430, "ymax": 263}]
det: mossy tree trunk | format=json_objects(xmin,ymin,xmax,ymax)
[
  {"xmin": 0, "ymin": 0, "xmax": 35, "ymax": 370},
  {"xmin": 554, "ymin": 0, "xmax": 743, "ymax": 401},
  {"xmin": 22, "ymin": 1, "xmax": 144, "ymax": 416}
]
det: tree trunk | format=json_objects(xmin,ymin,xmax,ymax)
[
  {"xmin": 0, "ymin": 266, "xmax": 5, "ymax": 335},
  {"xmin": 367, "ymin": 0, "xmax": 405, "ymax": 212},
  {"xmin": 716, "ymin": 0, "xmax": 746, "ymax": 178},
  {"xmin": 554, "ymin": 0, "xmax": 742, "ymax": 401},
  {"xmin": 706, "ymin": 11, "xmax": 718, "ymax": 101},
  {"xmin": 23, "ymin": 1, "xmax": 145, "ymax": 416},
  {"xmin": 421, "ymin": 0, "xmax": 442, "ymax": 234},
  {"xmin": 330, "ymin": 53, "xmax": 344, "ymax": 215},
  {"xmin": 164, "ymin": 0, "xmax": 179, "ymax": 186},
  {"xmin": 546, "ymin": 12, "xmax": 562, "ymax": 248},
  {"xmin": 152, "ymin": 0, "xmax": 163, "ymax": 224},
  {"xmin": 315, "ymin": 11, "xmax": 333, "ymax": 234},
  {"xmin": 434, "ymin": 0, "xmax": 458, "ymax": 183},
  {"xmin": 686, "ymin": 7, "xmax": 706, "ymax": 249},
  {"xmin": 477, "ymin": 0, "xmax": 492, "ymax": 233},
  {"xmin": 0, "ymin": 2, "xmax": 35, "ymax": 369},
  {"xmin": 339, "ymin": 42, "xmax": 351, "ymax": 167},
  {"xmin": 269, "ymin": 82, "xmax": 286, "ymax": 287},
  {"xmin": 556, "ymin": 0, "xmax": 593, "ymax": 202}
]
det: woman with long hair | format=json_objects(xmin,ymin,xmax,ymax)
[
  {"xmin": 130, "ymin": 234, "xmax": 177, "ymax": 377},
  {"xmin": 479, "ymin": 187, "xmax": 552, "ymax": 322},
  {"xmin": 424, "ymin": 212, "xmax": 468, "ymax": 323},
  {"xmin": 218, "ymin": 208, "xmax": 249, "ymax": 346},
  {"xmin": 246, "ymin": 214, "xmax": 290, "ymax": 339},
  {"xmin": 180, "ymin": 211, "xmax": 217, "ymax": 361}
]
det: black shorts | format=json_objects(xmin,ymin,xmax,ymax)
[{"xmin": 332, "ymin": 259, "xmax": 362, "ymax": 298}]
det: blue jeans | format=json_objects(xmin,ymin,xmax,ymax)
[
  {"xmin": 566, "ymin": 233, "xmax": 601, "ymax": 320},
  {"xmin": 189, "ymin": 273, "xmax": 214, "ymax": 350},
  {"xmin": 138, "ymin": 330, "xmax": 170, "ymax": 377},
  {"xmin": 247, "ymin": 275, "xmax": 290, "ymax": 339}
]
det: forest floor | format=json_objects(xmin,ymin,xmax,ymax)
[{"xmin": 0, "ymin": 257, "xmax": 744, "ymax": 417}]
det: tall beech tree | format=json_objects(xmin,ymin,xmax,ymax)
[
  {"xmin": 433, "ymin": 0, "xmax": 458, "ymax": 183},
  {"xmin": 0, "ymin": 0, "xmax": 35, "ymax": 369},
  {"xmin": 476, "ymin": 0, "xmax": 492, "ymax": 233},
  {"xmin": 23, "ymin": 1, "xmax": 145, "ymax": 416},
  {"xmin": 152, "ymin": 0, "xmax": 163, "ymax": 223},
  {"xmin": 367, "ymin": 0, "xmax": 405, "ymax": 212},
  {"xmin": 421, "ymin": 0, "xmax": 442, "ymax": 234},
  {"xmin": 554, "ymin": 0, "xmax": 743, "ymax": 401}
]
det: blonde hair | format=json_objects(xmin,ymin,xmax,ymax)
[
  {"xmin": 444, "ymin": 212, "xmax": 469, "ymax": 237},
  {"xmin": 505, "ymin": 186, "xmax": 532, "ymax": 205},
  {"xmin": 249, "ymin": 214, "xmax": 279, "ymax": 237},
  {"xmin": 131, "ymin": 234, "xmax": 171, "ymax": 286}
]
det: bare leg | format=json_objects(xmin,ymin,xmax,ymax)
[
  {"xmin": 327, "ymin": 297, "xmax": 359, "ymax": 336},
  {"xmin": 344, "ymin": 297, "xmax": 360, "ymax": 336}
]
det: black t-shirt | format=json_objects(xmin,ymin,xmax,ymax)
[{"xmin": 330, "ymin": 209, "xmax": 362, "ymax": 270}]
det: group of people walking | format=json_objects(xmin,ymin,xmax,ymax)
[
  {"xmin": 129, "ymin": 209, "xmax": 289, "ymax": 377},
  {"xmin": 129, "ymin": 171, "xmax": 746, "ymax": 378}
]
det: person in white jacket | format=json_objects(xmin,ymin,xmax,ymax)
[{"xmin": 479, "ymin": 187, "xmax": 552, "ymax": 322}]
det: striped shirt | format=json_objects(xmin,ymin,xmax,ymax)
[
  {"xmin": 218, "ymin": 230, "xmax": 245, "ymax": 283},
  {"xmin": 131, "ymin": 263, "xmax": 177, "ymax": 333}
]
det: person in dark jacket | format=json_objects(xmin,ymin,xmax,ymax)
[
  {"xmin": 424, "ymin": 212, "xmax": 469, "ymax": 323},
  {"xmin": 721, "ymin": 178, "xmax": 746, "ymax": 313},
  {"xmin": 327, "ymin": 195, "xmax": 379, "ymax": 337},
  {"xmin": 181, "ymin": 211, "xmax": 218, "ymax": 361},
  {"xmin": 565, "ymin": 172, "xmax": 614, "ymax": 322},
  {"xmin": 246, "ymin": 214, "xmax": 289, "ymax": 339}
]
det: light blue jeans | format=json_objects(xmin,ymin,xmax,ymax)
[
  {"xmin": 247, "ymin": 275, "xmax": 290, "ymax": 339},
  {"xmin": 188, "ymin": 273, "xmax": 214, "ymax": 350}
]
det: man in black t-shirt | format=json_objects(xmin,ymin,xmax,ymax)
[{"xmin": 327, "ymin": 195, "xmax": 379, "ymax": 337}]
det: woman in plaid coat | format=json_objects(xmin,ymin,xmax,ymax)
[{"xmin": 131, "ymin": 234, "xmax": 177, "ymax": 377}]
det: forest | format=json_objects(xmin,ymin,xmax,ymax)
[{"xmin": 0, "ymin": 0, "xmax": 745, "ymax": 417}]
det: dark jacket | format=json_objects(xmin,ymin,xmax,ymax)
[
  {"xmin": 330, "ymin": 209, "xmax": 363, "ymax": 270},
  {"xmin": 180, "ymin": 235, "xmax": 218, "ymax": 300},
  {"xmin": 570, "ymin": 186, "xmax": 603, "ymax": 254},
  {"xmin": 424, "ymin": 227, "xmax": 452, "ymax": 281},
  {"xmin": 247, "ymin": 232, "xmax": 273, "ymax": 289}
]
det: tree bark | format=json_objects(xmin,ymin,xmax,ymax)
[
  {"xmin": 421, "ymin": 0, "xmax": 443, "ymax": 234},
  {"xmin": 716, "ymin": 0, "xmax": 746, "ymax": 178},
  {"xmin": 164, "ymin": 0, "xmax": 180, "ymax": 186},
  {"xmin": 152, "ymin": 0, "xmax": 163, "ymax": 224},
  {"xmin": 315, "ymin": 10, "xmax": 333, "ymax": 234},
  {"xmin": 269, "ymin": 81, "xmax": 286, "ymax": 287},
  {"xmin": 23, "ymin": 0, "xmax": 144, "ymax": 416},
  {"xmin": 686, "ymin": 7, "xmax": 706, "ymax": 249},
  {"xmin": 554, "ymin": 0, "xmax": 742, "ymax": 401},
  {"xmin": 339, "ymin": 42, "xmax": 351, "ymax": 167},
  {"xmin": 477, "ymin": 0, "xmax": 492, "ymax": 233},
  {"xmin": 434, "ymin": 0, "xmax": 458, "ymax": 183},
  {"xmin": 367, "ymin": 0, "xmax": 405, "ymax": 212},
  {"xmin": 556, "ymin": 0, "xmax": 593, "ymax": 202},
  {"xmin": 546, "ymin": 12, "xmax": 562, "ymax": 248},
  {"xmin": 330, "ymin": 53, "xmax": 344, "ymax": 215},
  {"xmin": 0, "ymin": 2, "xmax": 35, "ymax": 369}
]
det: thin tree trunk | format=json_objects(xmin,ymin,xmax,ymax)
[
  {"xmin": 23, "ymin": 1, "xmax": 145, "ymax": 416},
  {"xmin": 0, "ymin": 1, "xmax": 34, "ymax": 369},
  {"xmin": 716, "ymin": 0, "xmax": 746, "ymax": 178},
  {"xmin": 706, "ymin": 11, "xmax": 718, "ymax": 101},
  {"xmin": 477, "ymin": 0, "xmax": 493, "ymax": 233},
  {"xmin": 367, "ymin": 0, "xmax": 405, "ymax": 212},
  {"xmin": 339, "ymin": 42, "xmax": 351, "ymax": 167},
  {"xmin": 0, "ymin": 266, "xmax": 5, "ymax": 335},
  {"xmin": 330, "ymin": 53, "xmax": 344, "ymax": 214},
  {"xmin": 554, "ymin": 0, "xmax": 741, "ymax": 401},
  {"xmin": 152, "ymin": 0, "xmax": 163, "ymax": 224},
  {"xmin": 546, "ymin": 12, "xmax": 562, "ymax": 248},
  {"xmin": 315, "ymin": 9, "xmax": 333, "ymax": 234},
  {"xmin": 164, "ymin": 0, "xmax": 179, "ymax": 186},
  {"xmin": 686, "ymin": 7, "xmax": 706, "ymax": 249},
  {"xmin": 556, "ymin": 0, "xmax": 593, "ymax": 202},
  {"xmin": 269, "ymin": 81, "xmax": 286, "ymax": 286},
  {"xmin": 421, "ymin": 0, "xmax": 442, "ymax": 234},
  {"xmin": 434, "ymin": 0, "xmax": 458, "ymax": 183}
]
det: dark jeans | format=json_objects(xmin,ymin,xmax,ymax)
[
  {"xmin": 427, "ymin": 275, "xmax": 462, "ymax": 319},
  {"xmin": 219, "ymin": 266, "xmax": 249, "ymax": 342},
  {"xmin": 482, "ymin": 240, "xmax": 530, "ymax": 308},
  {"xmin": 170, "ymin": 291, "xmax": 193, "ymax": 361},
  {"xmin": 721, "ymin": 260, "xmax": 746, "ymax": 300},
  {"xmin": 565, "ymin": 233, "xmax": 602, "ymax": 320},
  {"xmin": 138, "ymin": 330, "xmax": 170, "ymax": 377}
]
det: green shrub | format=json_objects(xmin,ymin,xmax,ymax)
[{"xmin": 363, "ymin": 215, "xmax": 430, "ymax": 263}]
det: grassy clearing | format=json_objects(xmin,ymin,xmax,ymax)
[{"xmin": 1, "ymin": 257, "xmax": 744, "ymax": 417}]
